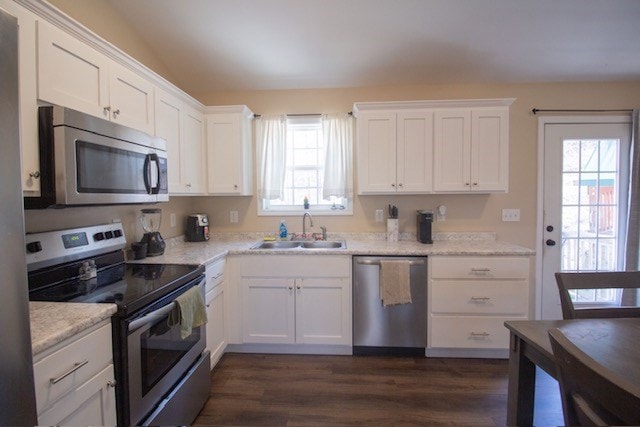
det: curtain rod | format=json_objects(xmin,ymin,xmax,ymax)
[
  {"xmin": 253, "ymin": 112, "xmax": 353, "ymax": 119},
  {"xmin": 532, "ymin": 108, "xmax": 633, "ymax": 115}
]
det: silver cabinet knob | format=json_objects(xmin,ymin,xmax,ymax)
[
  {"xmin": 29, "ymin": 171, "xmax": 40, "ymax": 179},
  {"xmin": 113, "ymin": 109, "xmax": 120, "ymax": 117},
  {"xmin": 103, "ymin": 106, "xmax": 111, "ymax": 115}
]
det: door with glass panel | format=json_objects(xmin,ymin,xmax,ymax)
[{"xmin": 541, "ymin": 121, "xmax": 631, "ymax": 319}]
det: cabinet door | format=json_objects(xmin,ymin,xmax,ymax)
[
  {"xmin": 37, "ymin": 365, "xmax": 116, "ymax": 427},
  {"xmin": 295, "ymin": 278, "xmax": 351, "ymax": 345},
  {"xmin": 433, "ymin": 109, "xmax": 471, "ymax": 192},
  {"xmin": 357, "ymin": 112, "xmax": 397, "ymax": 194},
  {"xmin": 154, "ymin": 90, "xmax": 183, "ymax": 193},
  {"xmin": 37, "ymin": 21, "xmax": 110, "ymax": 119},
  {"xmin": 1, "ymin": 2, "xmax": 40, "ymax": 193},
  {"xmin": 205, "ymin": 285, "xmax": 226, "ymax": 368},
  {"xmin": 180, "ymin": 107, "xmax": 206, "ymax": 193},
  {"xmin": 207, "ymin": 113, "xmax": 242, "ymax": 194},
  {"xmin": 242, "ymin": 278, "xmax": 295, "ymax": 344},
  {"xmin": 397, "ymin": 111, "xmax": 433, "ymax": 193},
  {"xmin": 108, "ymin": 62, "xmax": 154, "ymax": 134},
  {"xmin": 471, "ymin": 108, "xmax": 509, "ymax": 192}
]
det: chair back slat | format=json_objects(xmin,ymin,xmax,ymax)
[{"xmin": 554, "ymin": 272, "xmax": 640, "ymax": 319}]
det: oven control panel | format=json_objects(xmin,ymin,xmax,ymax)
[{"xmin": 26, "ymin": 223, "xmax": 126, "ymax": 271}]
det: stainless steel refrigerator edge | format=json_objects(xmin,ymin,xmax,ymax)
[{"xmin": 0, "ymin": 7, "xmax": 38, "ymax": 424}]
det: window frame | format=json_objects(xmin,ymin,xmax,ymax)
[{"xmin": 257, "ymin": 116, "xmax": 353, "ymax": 217}]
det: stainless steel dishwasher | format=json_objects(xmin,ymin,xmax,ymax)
[{"xmin": 353, "ymin": 256, "xmax": 427, "ymax": 356}]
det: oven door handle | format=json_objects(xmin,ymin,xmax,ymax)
[
  {"xmin": 128, "ymin": 301, "xmax": 176, "ymax": 333},
  {"xmin": 127, "ymin": 278, "xmax": 205, "ymax": 333}
]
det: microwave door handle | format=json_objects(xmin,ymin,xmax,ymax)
[
  {"xmin": 143, "ymin": 154, "xmax": 153, "ymax": 195},
  {"xmin": 148, "ymin": 153, "xmax": 160, "ymax": 194}
]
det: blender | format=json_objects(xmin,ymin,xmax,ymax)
[{"xmin": 140, "ymin": 208, "xmax": 165, "ymax": 256}]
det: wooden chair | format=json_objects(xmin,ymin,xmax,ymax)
[
  {"xmin": 548, "ymin": 328, "xmax": 640, "ymax": 426},
  {"xmin": 554, "ymin": 271, "xmax": 640, "ymax": 319}
]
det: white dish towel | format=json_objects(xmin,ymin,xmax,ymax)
[{"xmin": 379, "ymin": 259, "xmax": 412, "ymax": 306}]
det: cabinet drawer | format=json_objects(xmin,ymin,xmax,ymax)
[
  {"xmin": 33, "ymin": 323, "xmax": 112, "ymax": 413},
  {"xmin": 240, "ymin": 255, "xmax": 350, "ymax": 278},
  {"xmin": 429, "ymin": 316, "xmax": 524, "ymax": 349},
  {"xmin": 430, "ymin": 256, "xmax": 529, "ymax": 279},
  {"xmin": 205, "ymin": 258, "xmax": 225, "ymax": 292},
  {"xmin": 430, "ymin": 280, "xmax": 528, "ymax": 315}
]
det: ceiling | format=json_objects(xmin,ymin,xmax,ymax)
[{"xmin": 106, "ymin": 0, "xmax": 640, "ymax": 94}]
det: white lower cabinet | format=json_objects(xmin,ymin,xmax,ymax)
[
  {"xmin": 427, "ymin": 256, "xmax": 530, "ymax": 357},
  {"xmin": 237, "ymin": 255, "xmax": 352, "ymax": 349},
  {"xmin": 204, "ymin": 258, "xmax": 226, "ymax": 368},
  {"xmin": 33, "ymin": 321, "xmax": 116, "ymax": 426}
]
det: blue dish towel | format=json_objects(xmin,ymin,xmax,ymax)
[{"xmin": 168, "ymin": 286, "xmax": 207, "ymax": 339}]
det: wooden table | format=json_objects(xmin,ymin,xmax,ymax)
[{"xmin": 504, "ymin": 318, "xmax": 640, "ymax": 426}]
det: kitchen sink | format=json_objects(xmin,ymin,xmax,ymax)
[
  {"xmin": 250, "ymin": 240, "xmax": 346, "ymax": 250},
  {"xmin": 300, "ymin": 241, "xmax": 344, "ymax": 249},
  {"xmin": 252, "ymin": 241, "xmax": 301, "ymax": 249}
]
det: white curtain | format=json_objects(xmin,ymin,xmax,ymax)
[
  {"xmin": 321, "ymin": 113, "xmax": 353, "ymax": 200},
  {"xmin": 258, "ymin": 115, "xmax": 287, "ymax": 200},
  {"xmin": 623, "ymin": 109, "xmax": 640, "ymax": 305}
]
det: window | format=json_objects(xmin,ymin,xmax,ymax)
[{"xmin": 258, "ymin": 115, "xmax": 352, "ymax": 215}]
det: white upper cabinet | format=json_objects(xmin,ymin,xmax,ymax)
[
  {"xmin": 154, "ymin": 89, "xmax": 205, "ymax": 195},
  {"xmin": 181, "ymin": 106, "xmax": 206, "ymax": 194},
  {"xmin": 355, "ymin": 99, "xmax": 513, "ymax": 195},
  {"xmin": 0, "ymin": 1, "xmax": 40, "ymax": 193},
  {"xmin": 433, "ymin": 107, "xmax": 509, "ymax": 192},
  {"xmin": 356, "ymin": 110, "xmax": 433, "ymax": 194},
  {"xmin": 205, "ymin": 106, "xmax": 253, "ymax": 196},
  {"xmin": 154, "ymin": 89, "xmax": 183, "ymax": 193},
  {"xmin": 36, "ymin": 21, "xmax": 154, "ymax": 134}
]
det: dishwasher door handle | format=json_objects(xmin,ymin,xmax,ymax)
[{"xmin": 355, "ymin": 259, "xmax": 425, "ymax": 266}]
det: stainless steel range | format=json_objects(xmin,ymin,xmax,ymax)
[{"xmin": 26, "ymin": 223, "xmax": 210, "ymax": 426}]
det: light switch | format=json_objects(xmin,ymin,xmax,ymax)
[
  {"xmin": 375, "ymin": 209, "xmax": 384, "ymax": 222},
  {"xmin": 502, "ymin": 209, "xmax": 521, "ymax": 222},
  {"xmin": 169, "ymin": 213, "xmax": 176, "ymax": 227},
  {"xmin": 230, "ymin": 210, "xmax": 239, "ymax": 223}
]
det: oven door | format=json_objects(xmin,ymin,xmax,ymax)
[
  {"xmin": 126, "ymin": 276, "xmax": 206, "ymax": 425},
  {"xmin": 54, "ymin": 125, "xmax": 168, "ymax": 205}
]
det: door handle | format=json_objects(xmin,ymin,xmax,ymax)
[{"xmin": 546, "ymin": 239, "xmax": 556, "ymax": 246}]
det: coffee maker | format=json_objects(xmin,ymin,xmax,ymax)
[
  {"xmin": 186, "ymin": 214, "xmax": 209, "ymax": 242},
  {"xmin": 416, "ymin": 210, "xmax": 433, "ymax": 244},
  {"xmin": 140, "ymin": 208, "xmax": 166, "ymax": 256}
]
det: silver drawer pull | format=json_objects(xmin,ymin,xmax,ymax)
[
  {"xmin": 470, "ymin": 296, "xmax": 491, "ymax": 302},
  {"xmin": 470, "ymin": 332, "xmax": 490, "ymax": 338},
  {"xmin": 50, "ymin": 360, "xmax": 89, "ymax": 384},
  {"xmin": 470, "ymin": 268, "xmax": 491, "ymax": 274}
]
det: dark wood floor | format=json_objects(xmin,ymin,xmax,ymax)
[{"xmin": 194, "ymin": 353, "xmax": 563, "ymax": 426}]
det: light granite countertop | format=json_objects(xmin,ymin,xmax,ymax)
[
  {"xmin": 28, "ymin": 232, "xmax": 533, "ymax": 356},
  {"xmin": 130, "ymin": 232, "xmax": 535, "ymax": 266},
  {"xmin": 30, "ymin": 301, "xmax": 117, "ymax": 356}
]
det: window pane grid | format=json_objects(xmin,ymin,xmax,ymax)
[
  {"xmin": 262, "ymin": 119, "xmax": 349, "ymax": 212},
  {"xmin": 561, "ymin": 137, "xmax": 621, "ymax": 304}
]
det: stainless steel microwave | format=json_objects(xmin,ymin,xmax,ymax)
[{"xmin": 25, "ymin": 105, "xmax": 168, "ymax": 209}]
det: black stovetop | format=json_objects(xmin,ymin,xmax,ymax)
[{"xmin": 29, "ymin": 255, "xmax": 203, "ymax": 317}]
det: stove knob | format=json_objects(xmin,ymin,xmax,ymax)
[
  {"xmin": 113, "ymin": 229, "xmax": 123, "ymax": 238},
  {"xmin": 93, "ymin": 232, "xmax": 105, "ymax": 241},
  {"xmin": 26, "ymin": 241, "xmax": 42, "ymax": 253},
  {"xmin": 104, "ymin": 231, "xmax": 114, "ymax": 239}
]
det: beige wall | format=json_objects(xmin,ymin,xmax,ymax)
[
  {"xmin": 191, "ymin": 82, "xmax": 640, "ymax": 251},
  {"xmin": 47, "ymin": 0, "xmax": 179, "ymax": 86},
  {"xmin": 40, "ymin": 2, "xmax": 640, "ymax": 253}
]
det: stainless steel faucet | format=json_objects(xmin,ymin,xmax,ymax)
[{"xmin": 302, "ymin": 212, "xmax": 314, "ymax": 235}]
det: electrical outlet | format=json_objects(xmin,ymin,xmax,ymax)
[
  {"xmin": 230, "ymin": 210, "xmax": 239, "ymax": 223},
  {"xmin": 502, "ymin": 208, "xmax": 521, "ymax": 222},
  {"xmin": 169, "ymin": 213, "xmax": 176, "ymax": 227},
  {"xmin": 375, "ymin": 209, "xmax": 384, "ymax": 222}
]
